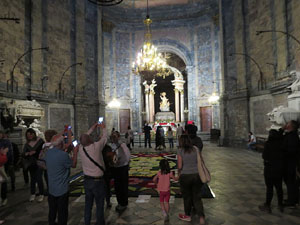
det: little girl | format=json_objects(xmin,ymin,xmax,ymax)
[{"xmin": 153, "ymin": 159, "xmax": 178, "ymax": 221}]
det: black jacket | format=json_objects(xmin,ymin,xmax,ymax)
[
  {"xmin": 263, "ymin": 137, "xmax": 284, "ymax": 178},
  {"xmin": 281, "ymin": 129, "xmax": 300, "ymax": 163}
]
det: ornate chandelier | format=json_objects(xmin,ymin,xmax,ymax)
[
  {"xmin": 132, "ymin": 0, "xmax": 170, "ymax": 78},
  {"xmin": 88, "ymin": 0, "xmax": 123, "ymax": 6}
]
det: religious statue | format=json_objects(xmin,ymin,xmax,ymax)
[
  {"xmin": 29, "ymin": 119, "xmax": 45, "ymax": 139},
  {"xmin": 149, "ymin": 79, "xmax": 157, "ymax": 94},
  {"xmin": 159, "ymin": 92, "xmax": 170, "ymax": 112},
  {"xmin": 288, "ymin": 70, "xmax": 300, "ymax": 92},
  {"xmin": 143, "ymin": 81, "xmax": 150, "ymax": 94}
]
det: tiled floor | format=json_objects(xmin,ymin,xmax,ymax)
[{"xmin": 1, "ymin": 142, "xmax": 300, "ymax": 225}]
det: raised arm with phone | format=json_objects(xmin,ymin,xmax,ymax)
[{"xmin": 78, "ymin": 120, "xmax": 107, "ymax": 225}]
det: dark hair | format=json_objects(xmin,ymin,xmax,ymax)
[
  {"xmin": 249, "ymin": 131, "xmax": 253, "ymax": 135},
  {"xmin": 268, "ymin": 129, "xmax": 281, "ymax": 141},
  {"xmin": 185, "ymin": 124, "xmax": 197, "ymax": 138},
  {"xmin": 159, "ymin": 159, "xmax": 170, "ymax": 175},
  {"xmin": 111, "ymin": 131, "xmax": 120, "ymax": 138},
  {"xmin": 168, "ymin": 126, "xmax": 172, "ymax": 131},
  {"xmin": 25, "ymin": 128, "xmax": 37, "ymax": 142},
  {"xmin": 0, "ymin": 139, "xmax": 11, "ymax": 150},
  {"xmin": 128, "ymin": 126, "xmax": 131, "ymax": 130},
  {"xmin": 44, "ymin": 130, "xmax": 58, "ymax": 142},
  {"xmin": 178, "ymin": 124, "xmax": 180, "ymax": 126},
  {"xmin": 290, "ymin": 120, "xmax": 299, "ymax": 131},
  {"xmin": 179, "ymin": 134, "xmax": 194, "ymax": 153}
]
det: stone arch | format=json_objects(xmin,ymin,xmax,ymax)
[{"xmin": 152, "ymin": 38, "xmax": 193, "ymax": 67}]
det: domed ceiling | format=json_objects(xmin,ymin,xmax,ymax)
[{"xmin": 102, "ymin": 0, "xmax": 219, "ymax": 25}]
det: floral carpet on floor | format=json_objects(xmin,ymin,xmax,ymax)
[{"xmin": 69, "ymin": 153, "xmax": 181, "ymax": 197}]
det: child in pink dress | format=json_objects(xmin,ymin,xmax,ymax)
[{"xmin": 153, "ymin": 159, "xmax": 178, "ymax": 221}]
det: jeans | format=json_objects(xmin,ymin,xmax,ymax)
[
  {"xmin": 112, "ymin": 165, "xmax": 129, "ymax": 206},
  {"xmin": 5, "ymin": 164, "xmax": 15, "ymax": 191},
  {"xmin": 29, "ymin": 166, "xmax": 44, "ymax": 195},
  {"xmin": 130, "ymin": 138, "xmax": 134, "ymax": 147},
  {"xmin": 48, "ymin": 192, "xmax": 69, "ymax": 225},
  {"xmin": 84, "ymin": 177, "xmax": 106, "ymax": 225},
  {"xmin": 144, "ymin": 135, "xmax": 151, "ymax": 148},
  {"xmin": 23, "ymin": 167, "xmax": 29, "ymax": 184},
  {"xmin": 247, "ymin": 142, "xmax": 256, "ymax": 150},
  {"xmin": 104, "ymin": 171, "xmax": 112, "ymax": 205},
  {"xmin": 1, "ymin": 182, "xmax": 7, "ymax": 200},
  {"xmin": 283, "ymin": 161, "xmax": 298, "ymax": 204},
  {"xmin": 264, "ymin": 175, "xmax": 283, "ymax": 206},
  {"xmin": 179, "ymin": 173, "xmax": 205, "ymax": 217},
  {"xmin": 168, "ymin": 138, "xmax": 174, "ymax": 148}
]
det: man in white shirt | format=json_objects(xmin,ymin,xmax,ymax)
[{"xmin": 247, "ymin": 132, "xmax": 256, "ymax": 150}]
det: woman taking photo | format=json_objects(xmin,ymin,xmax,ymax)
[
  {"xmin": 177, "ymin": 134, "xmax": 205, "ymax": 225},
  {"xmin": 23, "ymin": 128, "xmax": 45, "ymax": 202}
]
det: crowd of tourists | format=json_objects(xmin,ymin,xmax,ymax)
[
  {"xmin": 2, "ymin": 119, "xmax": 299, "ymax": 224},
  {"xmin": 0, "ymin": 121, "xmax": 207, "ymax": 225}
]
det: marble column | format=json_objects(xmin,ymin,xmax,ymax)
[
  {"xmin": 175, "ymin": 89, "xmax": 180, "ymax": 122},
  {"xmin": 151, "ymin": 93, "xmax": 155, "ymax": 122},
  {"xmin": 145, "ymin": 92, "xmax": 149, "ymax": 122},
  {"xmin": 180, "ymin": 90, "xmax": 184, "ymax": 122},
  {"xmin": 149, "ymin": 92, "xmax": 155, "ymax": 123}
]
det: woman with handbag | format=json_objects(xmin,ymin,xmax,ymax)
[
  {"xmin": 0, "ymin": 139, "xmax": 10, "ymax": 224},
  {"xmin": 23, "ymin": 128, "xmax": 45, "ymax": 202},
  {"xmin": 177, "ymin": 134, "xmax": 205, "ymax": 225}
]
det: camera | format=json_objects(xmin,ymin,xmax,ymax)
[
  {"xmin": 98, "ymin": 117, "xmax": 104, "ymax": 124},
  {"xmin": 72, "ymin": 140, "xmax": 78, "ymax": 147}
]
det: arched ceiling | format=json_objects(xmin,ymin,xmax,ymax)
[
  {"xmin": 102, "ymin": 0, "xmax": 219, "ymax": 25},
  {"xmin": 120, "ymin": 0, "xmax": 215, "ymax": 9}
]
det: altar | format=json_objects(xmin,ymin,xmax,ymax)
[
  {"xmin": 155, "ymin": 111, "xmax": 175, "ymax": 122},
  {"xmin": 143, "ymin": 65, "xmax": 186, "ymax": 123}
]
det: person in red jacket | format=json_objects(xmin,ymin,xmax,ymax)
[{"xmin": 0, "ymin": 139, "xmax": 10, "ymax": 224}]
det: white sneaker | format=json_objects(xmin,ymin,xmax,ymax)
[
  {"xmin": 0, "ymin": 219, "xmax": 5, "ymax": 224},
  {"xmin": 37, "ymin": 195, "xmax": 44, "ymax": 202},
  {"xmin": 29, "ymin": 195, "xmax": 35, "ymax": 202},
  {"xmin": 1, "ymin": 199, "xmax": 7, "ymax": 206}
]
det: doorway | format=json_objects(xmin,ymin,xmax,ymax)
[
  {"xmin": 200, "ymin": 107, "xmax": 212, "ymax": 132},
  {"xmin": 119, "ymin": 109, "xmax": 130, "ymax": 134}
]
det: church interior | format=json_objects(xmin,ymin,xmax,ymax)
[{"xmin": 1, "ymin": 0, "xmax": 300, "ymax": 224}]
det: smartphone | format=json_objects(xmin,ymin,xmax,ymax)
[
  {"xmin": 72, "ymin": 140, "xmax": 78, "ymax": 147},
  {"xmin": 98, "ymin": 117, "xmax": 104, "ymax": 124}
]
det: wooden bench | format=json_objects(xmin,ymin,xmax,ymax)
[{"xmin": 255, "ymin": 136, "xmax": 267, "ymax": 152}]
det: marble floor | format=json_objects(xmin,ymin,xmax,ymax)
[{"xmin": 1, "ymin": 142, "xmax": 300, "ymax": 225}]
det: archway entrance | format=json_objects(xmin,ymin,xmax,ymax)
[{"xmin": 141, "ymin": 52, "xmax": 188, "ymax": 123}]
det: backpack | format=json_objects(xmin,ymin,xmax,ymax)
[
  {"xmin": 102, "ymin": 145, "xmax": 117, "ymax": 168},
  {"xmin": 37, "ymin": 144, "xmax": 51, "ymax": 170}
]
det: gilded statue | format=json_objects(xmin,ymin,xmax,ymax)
[
  {"xmin": 159, "ymin": 92, "xmax": 170, "ymax": 112},
  {"xmin": 149, "ymin": 79, "xmax": 157, "ymax": 94},
  {"xmin": 143, "ymin": 80, "xmax": 150, "ymax": 94}
]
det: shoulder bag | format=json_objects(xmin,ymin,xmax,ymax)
[
  {"xmin": 0, "ymin": 167, "xmax": 8, "ymax": 183},
  {"xmin": 82, "ymin": 147, "xmax": 105, "ymax": 173},
  {"xmin": 196, "ymin": 150, "xmax": 211, "ymax": 183}
]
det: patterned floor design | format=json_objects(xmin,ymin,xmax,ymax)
[
  {"xmin": 69, "ymin": 152, "xmax": 181, "ymax": 197},
  {"xmin": 1, "ymin": 143, "xmax": 300, "ymax": 224}
]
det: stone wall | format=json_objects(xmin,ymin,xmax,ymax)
[
  {"xmin": 0, "ymin": 0, "xmax": 103, "ymax": 138},
  {"xmin": 221, "ymin": 0, "xmax": 299, "ymax": 146},
  {"xmin": 102, "ymin": 2, "xmax": 222, "ymax": 132}
]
